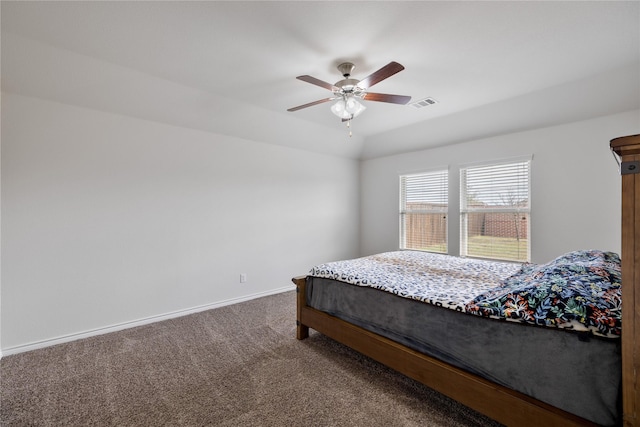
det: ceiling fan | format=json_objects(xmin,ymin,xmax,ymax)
[{"xmin": 287, "ymin": 61, "xmax": 411, "ymax": 126}]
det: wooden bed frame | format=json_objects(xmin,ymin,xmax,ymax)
[{"xmin": 293, "ymin": 134, "xmax": 640, "ymax": 427}]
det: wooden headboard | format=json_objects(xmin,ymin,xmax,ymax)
[{"xmin": 611, "ymin": 134, "xmax": 640, "ymax": 427}]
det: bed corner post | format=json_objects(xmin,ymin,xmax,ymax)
[
  {"xmin": 292, "ymin": 276, "xmax": 309, "ymax": 340},
  {"xmin": 611, "ymin": 134, "xmax": 640, "ymax": 427}
]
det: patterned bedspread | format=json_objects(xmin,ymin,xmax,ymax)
[{"xmin": 309, "ymin": 250, "xmax": 622, "ymax": 338}]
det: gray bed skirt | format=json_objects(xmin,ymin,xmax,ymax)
[{"xmin": 307, "ymin": 276, "xmax": 622, "ymax": 426}]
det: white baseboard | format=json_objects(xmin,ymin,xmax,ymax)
[{"xmin": 1, "ymin": 285, "xmax": 295, "ymax": 357}]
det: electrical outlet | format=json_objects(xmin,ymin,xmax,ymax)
[{"xmin": 240, "ymin": 273, "xmax": 247, "ymax": 283}]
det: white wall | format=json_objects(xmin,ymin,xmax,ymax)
[
  {"xmin": 361, "ymin": 110, "xmax": 640, "ymax": 263},
  {"xmin": 1, "ymin": 93, "xmax": 360, "ymax": 353}
]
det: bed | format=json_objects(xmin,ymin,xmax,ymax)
[{"xmin": 293, "ymin": 134, "xmax": 640, "ymax": 427}]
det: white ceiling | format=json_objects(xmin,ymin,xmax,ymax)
[{"xmin": 2, "ymin": 1, "xmax": 639, "ymax": 159}]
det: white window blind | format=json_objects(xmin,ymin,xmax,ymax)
[
  {"xmin": 400, "ymin": 170, "xmax": 448, "ymax": 253},
  {"xmin": 460, "ymin": 160, "xmax": 530, "ymax": 262}
]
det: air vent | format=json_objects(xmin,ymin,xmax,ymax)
[{"xmin": 411, "ymin": 97, "xmax": 438, "ymax": 109}]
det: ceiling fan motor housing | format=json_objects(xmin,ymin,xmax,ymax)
[{"xmin": 335, "ymin": 78, "xmax": 361, "ymax": 93}]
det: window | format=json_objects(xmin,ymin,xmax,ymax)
[
  {"xmin": 460, "ymin": 159, "xmax": 530, "ymax": 262},
  {"xmin": 400, "ymin": 169, "xmax": 448, "ymax": 253}
]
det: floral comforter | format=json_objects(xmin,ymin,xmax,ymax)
[
  {"xmin": 309, "ymin": 249, "xmax": 622, "ymax": 338},
  {"xmin": 465, "ymin": 250, "xmax": 621, "ymax": 337}
]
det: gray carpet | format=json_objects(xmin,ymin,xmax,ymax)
[{"xmin": 1, "ymin": 291, "xmax": 502, "ymax": 426}]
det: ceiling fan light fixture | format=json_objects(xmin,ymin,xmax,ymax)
[{"xmin": 331, "ymin": 95, "xmax": 365, "ymax": 119}]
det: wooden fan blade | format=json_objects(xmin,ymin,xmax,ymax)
[
  {"xmin": 362, "ymin": 92, "xmax": 411, "ymax": 105},
  {"xmin": 287, "ymin": 97, "xmax": 334, "ymax": 112},
  {"xmin": 296, "ymin": 75, "xmax": 338, "ymax": 91},
  {"xmin": 357, "ymin": 62, "xmax": 405, "ymax": 89}
]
